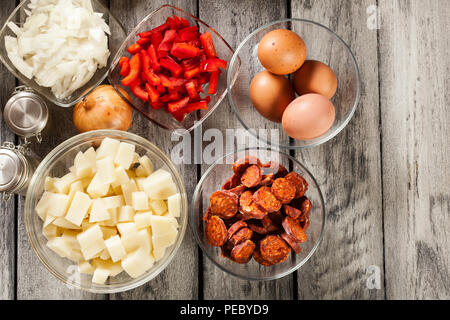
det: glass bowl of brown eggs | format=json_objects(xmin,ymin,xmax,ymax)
[{"xmin": 226, "ymin": 19, "xmax": 361, "ymax": 149}]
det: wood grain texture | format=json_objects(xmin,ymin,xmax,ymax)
[
  {"xmin": 0, "ymin": 0, "xmax": 18, "ymax": 301},
  {"xmin": 109, "ymin": 0, "xmax": 199, "ymax": 300},
  {"xmin": 290, "ymin": 0, "xmax": 385, "ymax": 299},
  {"xmin": 199, "ymin": 0, "xmax": 294, "ymax": 300},
  {"xmin": 378, "ymin": 0, "xmax": 450, "ymax": 299}
]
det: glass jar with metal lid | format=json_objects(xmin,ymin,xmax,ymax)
[
  {"xmin": 0, "ymin": 142, "xmax": 38, "ymax": 200},
  {"xmin": 3, "ymin": 86, "xmax": 49, "ymax": 144}
]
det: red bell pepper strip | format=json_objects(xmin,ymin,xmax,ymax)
[
  {"xmin": 180, "ymin": 31, "xmax": 200, "ymax": 42},
  {"xmin": 201, "ymin": 58, "xmax": 227, "ymax": 72},
  {"xmin": 184, "ymin": 67, "xmax": 201, "ymax": 79},
  {"xmin": 200, "ymin": 32, "xmax": 217, "ymax": 58},
  {"xmin": 160, "ymin": 91, "xmax": 181, "ymax": 103},
  {"xmin": 168, "ymin": 96, "xmax": 189, "ymax": 113},
  {"xmin": 170, "ymin": 42, "xmax": 200, "ymax": 59},
  {"xmin": 179, "ymin": 26, "xmax": 198, "ymax": 35},
  {"xmin": 145, "ymin": 83, "xmax": 159, "ymax": 104},
  {"xmin": 141, "ymin": 50, "xmax": 161, "ymax": 86},
  {"xmin": 119, "ymin": 56, "xmax": 129, "ymax": 68},
  {"xmin": 208, "ymin": 70, "xmax": 220, "ymax": 94},
  {"xmin": 129, "ymin": 80, "xmax": 148, "ymax": 102},
  {"xmin": 166, "ymin": 16, "xmax": 181, "ymax": 30},
  {"xmin": 121, "ymin": 53, "xmax": 141, "ymax": 87},
  {"xmin": 120, "ymin": 59, "xmax": 130, "ymax": 76},
  {"xmin": 185, "ymin": 81, "xmax": 200, "ymax": 100},
  {"xmin": 159, "ymin": 29, "xmax": 177, "ymax": 52},
  {"xmin": 150, "ymin": 32, "xmax": 163, "ymax": 50},
  {"xmin": 138, "ymin": 22, "xmax": 169, "ymax": 38},
  {"xmin": 160, "ymin": 56, "xmax": 183, "ymax": 77},
  {"xmin": 180, "ymin": 57, "xmax": 200, "ymax": 71},
  {"xmin": 127, "ymin": 43, "xmax": 142, "ymax": 55},
  {"xmin": 179, "ymin": 17, "xmax": 190, "ymax": 28},
  {"xmin": 171, "ymin": 110, "xmax": 186, "ymax": 122},
  {"xmin": 137, "ymin": 37, "xmax": 151, "ymax": 47},
  {"xmin": 156, "ymin": 83, "xmax": 165, "ymax": 93},
  {"xmin": 183, "ymin": 100, "xmax": 209, "ymax": 113},
  {"xmin": 147, "ymin": 45, "xmax": 160, "ymax": 71},
  {"xmin": 159, "ymin": 74, "xmax": 187, "ymax": 89}
]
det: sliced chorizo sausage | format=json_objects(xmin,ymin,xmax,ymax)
[
  {"xmin": 282, "ymin": 216, "xmax": 308, "ymax": 243},
  {"xmin": 210, "ymin": 190, "xmax": 239, "ymax": 219},
  {"xmin": 241, "ymin": 165, "xmax": 262, "ymax": 188},
  {"xmin": 205, "ymin": 216, "xmax": 227, "ymax": 247},
  {"xmin": 253, "ymin": 248, "xmax": 275, "ymax": 266},
  {"xmin": 259, "ymin": 174, "xmax": 275, "ymax": 186},
  {"xmin": 221, "ymin": 173, "xmax": 241, "ymax": 190},
  {"xmin": 300, "ymin": 218, "xmax": 310, "ymax": 232},
  {"xmin": 268, "ymin": 210, "xmax": 283, "ymax": 226},
  {"xmin": 261, "ymin": 161, "xmax": 288, "ymax": 178},
  {"xmin": 203, "ymin": 207, "xmax": 212, "ymax": 221},
  {"xmin": 228, "ymin": 185, "xmax": 247, "ymax": 196},
  {"xmin": 248, "ymin": 221, "xmax": 269, "ymax": 235},
  {"xmin": 284, "ymin": 172, "xmax": 308, "ymax": 199},
  {"xmin": 239, "ymin": 190, "xmax": 267, "ymax": 219},
  {"xmin": 231, "ymin": 239, "xmax": 256, "ymax": 264},
  {"xmin": 253, "ymin": 186, "xmax": 282, "ymax": 213},
  {"xmin": 232, "ymin": 155, "xmax": 262, "ymax": 175},
  {"xmin": 283, "ymin": 204, "xmax": 303, "ymax": 220},
  {"xmin": 271, "ymin": 178, "xmax": 296, "ymax": 204},
  {"xmin": 230, "ymin": 227, "xmax": 253, "ymax": 246},
  {"xmin": 299, "ymin": 196, "xmax": 312, "ymax": 221},
  {"xmin": 227, "ymin": 220, "xmax": 248, "ymax": 239},
  {"xmin": 259, "ymin": 235, "xmax": 291, "ymax": 264},
  {"xmin": 281, "ymin": 232, "xmax": 302, "ymax": 254},
  {"xmin": 261, "ymin": 216, "xmax": 280, "ymax": 233}
]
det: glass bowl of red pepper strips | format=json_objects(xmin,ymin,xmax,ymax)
[{"xmin": 107, "ymin": 5, "xmax": 239, "ymax": 132}]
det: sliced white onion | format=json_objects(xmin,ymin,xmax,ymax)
[{"xmin": 5, "ymin": 0, "xmax": 110, "ymax": 100}]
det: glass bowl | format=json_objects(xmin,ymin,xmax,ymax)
[
  {"xmin": 24, "ymin": 130, "xmax": 188, "ymax": 293},
  {"xmin": 191, "ymin": 148, "xmax": 325, "ymax": 280},
  {"xmin": 227, "ymin": 19, "xmax": 361, "ymax": 149},
  {"xmin": 0, "ymin": 0, "xmax": 126, "ymax": 107},
  {"xmin": 108, "ymin": 5, "xmax": 239, "ymax": 133}
]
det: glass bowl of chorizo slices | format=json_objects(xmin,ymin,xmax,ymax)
[{"xmin": 191, "ymin": 148, "xmax": 325, "ymax": 280}]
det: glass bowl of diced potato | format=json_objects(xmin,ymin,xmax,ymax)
[{"xmin": 24, "ymin": 130, "xmax": 188, "ymax": 293}]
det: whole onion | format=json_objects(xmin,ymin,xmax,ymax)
[{"xmin": 73, "ymin": 85, "xmax": 132, "ymax": 133}]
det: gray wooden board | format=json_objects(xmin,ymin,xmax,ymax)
[
  {"xmin": 290, "ymin": 0, "xmax": 385, "ymax": 299},
  {"xmin": 199, "ymin": 0, "xmax": 294, "ymax": 300},
  {"xmin": 378, "ymin": 0, "xmax": 450, "ymax": 299},
  {"xmin": 0, "ymin": 0, "xmax": 17, "ymax": 301},
  {"xmin": 109, "ymin": 0, "xmax": 199, "ymax": 300}
]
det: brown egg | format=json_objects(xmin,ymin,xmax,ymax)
[
  {"xmin": 257, "ymin": 29, "xmax": 307, "ymax": 75},
  {"xmin": 282, "ymin": 94, "xmax": 335, "ymax": 140},
  {"xmin": 292, "ymin": 60, "xmax": 337, "ymax": 99},
  {"xmin": 249, "ymin": 70, "xmax": 295, "ymax": 123}
]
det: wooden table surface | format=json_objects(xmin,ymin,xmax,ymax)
[{"xmin": 0, "ymin": 0, "xmax": 449, "ymax": 300}]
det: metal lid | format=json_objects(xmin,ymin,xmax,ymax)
[
  {"xmin": 0, "ymin": 147, "xmax": 24, "ymax": 192},
  {"xmin": 4, "ymin": 90, "xmax": 48, "ymax": 137}
]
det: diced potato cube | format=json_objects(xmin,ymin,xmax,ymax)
[
  {"xmin": 86, "ymin": 173, "xmax": 110, "ymax": 199},
  {"xmin": 89, "ymin": 199, "xmax": 110, "ymax": 223},
  {"xmin": 121, "ymin": 180, "xmax": 137, "ymax": 206},
  {"xmin": 44, "ymin": 177, "xmax": 58, "ymax": 192},
  {"xmin": 149, "ymin": 199, "xmax": 168, "ymax": 215},
  {"xmin": 153, "ymin": 247, "xmax": 166, "ymax": 261},
  {"xmin": 92, "ymin": 268, "xmax": 109, "ymax": 284},
  {"xmin": 96, "ymin": 157, "xmax": 115, "ymax": 185},
  {"xmin": 143, "ymin": 169, "xmax": 177, "ymax": 200},
  {"xmin": 132, "ymin": 152, "xmax": 140, "ymax": 164},
  {"xmin": 121, "ymin": 247, "xmax": 154, "ymax": 278},
  {"xmin": 83, "ymin": 147, "xmax": 97, "ymax": 174},
  {"xmin": 77, "ymin": 224, "xmax": 105, "ymax": 260},
  {"xmin": 46, "ymin": 237, "xmax": 72, "ymax": 258},
  {"xmin": 167, "ymin": 193, "xmax": 181, "ymax": 218},
  {"xmin": 117, "ymin": 222, "xmax": 138, "ymax": 236},
  {"xmin": 61, "ymin": 229, "xmax": 80, "ymax": 250},
  {"xmin": 135, "ymin": 155, "xmax": 154, "ymax": 177},
  {"xmin": 111, "ymin": 167, "xmax": 130, "ymax": 188},
  {"xmin": 120, "ymin": 232, "xmax": 142, "ymax": 253},
  {"xmin": 132, "ymin": 192, "xmax": 149, "ymax": 211},
  {"xmin": 74, "ymin": 151, "xmax": 92, "ymax": 178},
  {"xmin": 66, "ymin": 249, "xmax": 84, "ymax": 263},
  {"xmin": 81, "ymin": 219, "xmax": 95, "ymax": 231},
  {"xmin": 92, "ymin": 258, "xmax": 123, "ymax": 277},
  {"xmin": 114, "ymin": 142, "xmax": 135, "ymax": 170},
  {"xmin": 79, "ymin": 177, "xmax": 92, "ymax": 189},
  {"xmin": 43, "ymin": 214, "xmax": 56, "ymax": 228},
  {"xmin": 135, "ymin": 177, "xmax": 146, "ymax": 192},
  {"xmin": 134, "ymin": 211, "xmax": 152, "ymax": 229},
  {"xmin": 78, "ymin": 261, "xmax": 95, "ymax": 275},
  {"xmin": 118, "ymin": 205, "xmax": 135, "ymax": 222},
  {"xmin": 36, "ymin": 191, "xmax": 53, "ymax": 220},
  {"xmin": 104, "ymin": 235, "xmax": 127, "ymax": 262},
  {"xmin": 53, "ymin": 172, "xmax": 78, "ymax": 194},
  {"xmin": 52, "ymin": 217, "xmax": 82, "ymax": 230},
  {"xmin": 99, "ymin": 207, "xmax": 118, "ymax": 227},
  {"xmin": 47, "ymin": 193, "xmax": 69, "ymax": 217},
  {"xmin": 137, "ymin": 228, "xmax": 153, "ymax": 254},
  {"xmin": 100, "ymin": 226, "xmax": 118, "ymax": 239},
  {"xmin": 102, "ymin": 195, "xmax": 125, "ymax": 209},
  {"xmin": 151, "ymin": 215, "xmax": 178, "ymax": 251},
  {"xmin": 152, "ymin": 228, "xmax": 177, "ymax": 252},
  {"xmin": 43, "ymin": 224, "xmax": 61, "ymax": 240},
  {"xmin": 65, "ymin": 192, "xmax": 92, "ymax": 226},
  {"xmin": 96, "ymin": 137, "xmax": 120, "ymax": 160},
  {"xmin": 100, "ymin": 249, "xmax": 110, "ymax": 260}
]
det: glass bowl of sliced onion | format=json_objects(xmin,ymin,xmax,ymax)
[{"xmin": 0, "ymin": 0, "xmax": 126, "ymax": 107}]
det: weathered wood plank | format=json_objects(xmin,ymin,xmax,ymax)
[
  {"xmin": 109, "ymin": 0, "xmax": 199, "ymax": 300},
  {"xmin": 378, "ymin": 0, "xmax": 450, "ymax": 299},
  {"xmin": 0, "ymin": 0, "xmax": 18, "ymax": 301},
  {"xmin": 199, "ymin": 0, "xmax": 294, "ymax": 300},
  {"xmin": 290, "ymin": 0, "xmax": 385, "ymax": 299}
]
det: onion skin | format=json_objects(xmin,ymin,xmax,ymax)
[{"xmin": 73, "ymin": 85, "xmax": 133, "ymax": 133}]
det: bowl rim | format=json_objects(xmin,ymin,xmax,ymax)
[
  {"xmin": 107, "ymin": 4, "xmax": 239, "ymax": 133},
  {"xmin": 0, "ymin": 0, "xmax": 126, "ymax": 108},
  {"xmin": 190, "ymin": 147, "xmax": 326, "ymax": 281},
  {"xmin": 226, "ymin": 18, "xmax": 361, "ymax": 150},
  {"xmin": 24, "ymin": 129, "xmax": 189, "ymax": 293}
]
